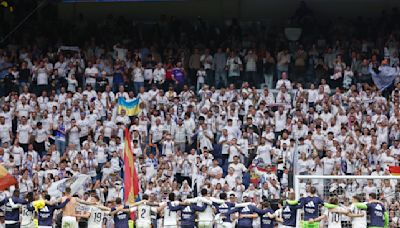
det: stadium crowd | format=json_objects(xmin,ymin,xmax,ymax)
[{"xmin": 1, "ymin": 3, "xmax": 400, "ymax": 227}]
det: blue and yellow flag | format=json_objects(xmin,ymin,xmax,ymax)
[{"xmin": 118, "ymin": 97, "xmax": 141, "ymax": 116}]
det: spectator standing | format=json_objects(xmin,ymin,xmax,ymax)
[
  {"xmin": 200, "ymin": 48, "xmax": 213, "ymax": 86},
  {"xmin": 214, "ymin": 48, "xmax": 227, "ymax": 88},
  {"xmin": 226, "ymin": 51, "xmax": 243, "ymax": 86}
]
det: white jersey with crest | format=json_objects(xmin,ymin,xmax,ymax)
[
  {"xmin": 163, "ymin": 201, "xmax": 178, "ymax": 226},
  {"xmin": 274, "ymin": 208, "xmax": 284, "ymax": 228},
  {"xmin": 197, "ymin": 202, "xmax": 213, "ymax": 222},
  {"xmin": 136, "ymin": 204, "xmax": 153, "ymax": 223},
  {"xmin": 20, "ymin": 204, "xmax": 34, "ymax": 228},
  {"xmin": 349, "ymin": 204, "xmax": 367, "ymax": 228},
  {"xmin": 324, "ymin": 207, "xmax": 347, "ymax": 228},
  {"xmin": 88, "ymin": 206, "xmax": 105, "ymax": 228}
]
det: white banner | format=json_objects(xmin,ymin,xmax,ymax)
[{"xmin": 48, "ymin": 174, "xmax": 91, "ymax": 198}]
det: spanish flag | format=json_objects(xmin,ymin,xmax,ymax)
[
  {"xmin": 118, "ymin": 97, "xmax": 141, "ymax": 116},
  {"xmin": 389, "ymin": 166, "xmax": 400, "ymax": 176},
  {"xmin": 123, "ymin": 128, "xmax": 139, "ymax": 205},
  {"xmin": 0, "ymin": 164, "xmax": 17, "ymax": 190}
]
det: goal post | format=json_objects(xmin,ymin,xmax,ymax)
[{"xmin": 294, "ymin": 175, "xmax": 400, "ymax": 227}]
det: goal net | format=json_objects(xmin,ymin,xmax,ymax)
[{"xmin": 294, "ymin": 175, "xmax": 400, "ymax": 228}]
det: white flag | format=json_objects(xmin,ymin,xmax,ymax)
[{"xmin": 48, "ymin": 174, "xmax": 91, "ymax": 198}]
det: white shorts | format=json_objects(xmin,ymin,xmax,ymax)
[
  {"xmin": 198, "ymin": 221, "xmax": 213, "ymax": 228},
  {"xmin": 62, "ymin": 216, "xmax": 78, "ymax": 228},
  {"xmin": 163, "ymin": 220, "xmax": 178, "ymax": 228},
  {"xmin": 135, "ymin": 220, "xmax": 152, "ymax": 228},
  {"xmin": 352, "ymin": 225, "xmax": 367, "ymax": 228},
  {"xmin": 163, "ymin": 225, "xmax": 178, "ymax": 228},
  {"xmin": 21, "ymin": 222, "xmax": 35, "ymax": 228},
  {"xmin": 38, "ymin": 226, "xmax": 52, "ymax": 228},
  {"xmin": 217, "ymin": 222, "xmax": 234, "ymax": 228}
]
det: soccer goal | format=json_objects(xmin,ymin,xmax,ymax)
[{"xmin": 294, "ymin": 175, "xmax": 400, "ymax": 228}]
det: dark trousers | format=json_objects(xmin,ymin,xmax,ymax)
[
  {"xmin": 34, "ymin": 141, "xmax": 46, "ymax": 158},
  {"xmin": 79, "ymin": 136, "xmax": 88, "ymax": 146},
  {"xmin": 247, "ymin": 149, "xmax": 257, "ymax": 167},
  {"xmin": 5, "ymin": 223, "xmax": 20, "ymax": 228},
  {"xmin": 205, "ymin": 69, "xmax": 213, "ymax": 86},
  {"xmin": 20, "ymin": 143, "xmax": 29, "ymax": 152}
]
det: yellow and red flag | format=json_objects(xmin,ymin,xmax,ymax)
[
  {"xmin": 123, "ymin": 128, "xmax": 139, "ymax": 205},
  {"xmin": 389, "ymin": 166, "xmax": 400, "ymax": 176},
  {"xmin": 0, "ymin": 163, "xmax": 17, "ymax": 190}
]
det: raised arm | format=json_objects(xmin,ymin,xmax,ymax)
[{"xmin": 54, "ymin": 199, "xmax": 71, "ymax": 209}]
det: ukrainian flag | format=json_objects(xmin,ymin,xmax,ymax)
[{"xmin": 118, "ymin": 97, "xmax": 141, "ymax": 116}]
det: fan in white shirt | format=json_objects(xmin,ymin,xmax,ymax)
[
  {"xmin": 228, "ymin": 156, "xmax": 247, "ymax": 178},
  {"xmin": 84, "ymin": 62, "xmax": 99, "ymax": 86},
  {"xmin": 275, "ymin": 72, "xmax": 292, "ymax": 90}
]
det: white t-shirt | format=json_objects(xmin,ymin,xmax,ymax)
[
  {"xmin": 321, "ymin": 157, "xmax": 335, "ymax": 175},
  {"xmin": 163, "ymin": 202, "xmax": 178, "ymax": 226},
  {"xmin": 77, "ymin": 119, "xmax": 90, "ymax": 137},
  {"xmin": 0, "ymin": 123, "xmax": 11, "ymax": 142},
  {"xmin": 197, "ymin": 202, "xmax": 214, "ymax": 222},
  {"xmin": 257, "ymin": 144, "xmax": 272, "ymax": 164},
  {"xmin": 133, "ymin": 67, "xmax": 145, "ymax": 82},
  {"xmin": 136, "ymin": 204, "xmax": 156, "ymax": 224},
  {"xmin": 21, "ymin": 204, "xmax": 34, "ymax": 227},
  {"xmin": 36, "ymin": 68, "xmax": 48, "ymax": 85},
  {"xmin": 229, "ymin": 163, "xmax": 247, "ymax": 178},
  {"xmin": 17, "ymin": 124, "xmax": 32, "ymax": 144},
  {"xmin": 324, "ymin": 207, "xmax": 346, "ymax": 228},
  {"xmin": 349, "ymin": 204, "xmax": 367, "ymax": 228},
  {"xmin": 88, "ymin": 206, "xmax": 104, "ymax": 228},
  {"xmin": 312, "ymin": 133, "xmax": 325, "ymax": 150},
  {"xmin": 150, "ymin": 125, "xmax": 163, "ymax": 143},
  {"xmin": 85, "ymin": 66, "xmax": 99, "ymax": 85},
  {"xmin": 152, "ymin": 68, "xmax": 165, "ymax": 82}
]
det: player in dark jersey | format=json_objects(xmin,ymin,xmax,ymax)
[
  {"xmin": 229, "ymin": 195, "xmax": 264, "ymax": 228},
  {"xmin": 168, "ymin": 195, "xmax": 207, "ymax": 228},
  {"xmin": 0, "ymin": 189, "xmax": 28, "ymax": 228},
  {"xmin": 299, "ymin": 186, "xmax": 325, "ymax": 228},
  {"xmin": 212, "ymin": 192, "xmax": 236, "ymax": 227},
  {"xmin": 37, "ymin": 194, "xmax": 70, "ymax": 227},
  {"xmin": 355, "ymin": 193, "xmax": 389, "ymax": 228},
  {"xmin": 110, "ymin": 197, "xmax": 132, "ymax": 228},
  {"xmin": 256, "ymin": 200, "xmax": 277, "ymax": 228},
  {"xmin": 275, "ymin": 192, "xmax": 302, "ymax": 228}
]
